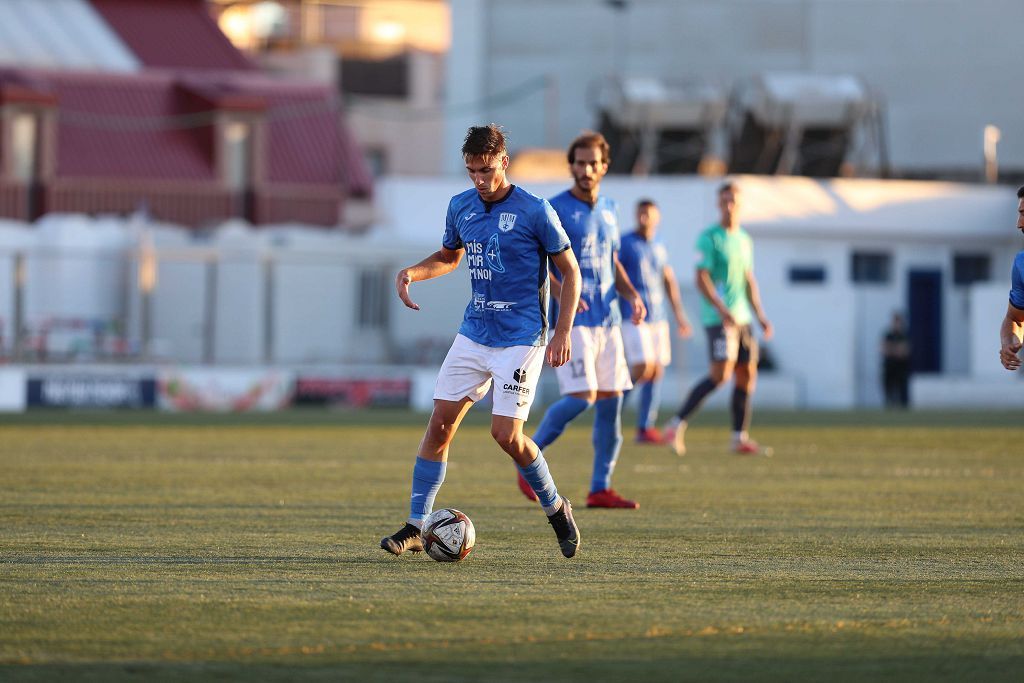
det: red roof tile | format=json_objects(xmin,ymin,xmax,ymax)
[
  {"xmin": 51, "ymin": 71, "xmax": 216, "ymax": 181},
  {"xmin": 90, "ymin": 0, "xmax": 254, "ymax": 71},
  {"xmin": 0, "ymin": 69, "xmax": 372, "ymax": 195}
]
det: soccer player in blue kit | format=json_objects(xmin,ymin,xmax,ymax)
[
  {"xmin": 618, "ymin": 199, "xmax": 692, "ymax": 444},
  {"xmin": 516, "ymin": 131, "xmax": 648, "ymax": 509},
  {"xmin": 998, "ymin": 185, "xmax": 1024, "ymax": 371},
  {"xmin": 380, "ymin": 124, "xmax": 584, "ymax": 559}
]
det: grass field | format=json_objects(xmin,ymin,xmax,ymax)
[{"xmin": 1, "ymin": 409, "xmax": 1022, "ymax": 681}]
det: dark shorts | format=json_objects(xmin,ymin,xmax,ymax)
[{"xmin": 705, "ymin": 324, "xmax": 759, "ymax": 365}]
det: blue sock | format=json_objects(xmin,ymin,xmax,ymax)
[
  {"xmin": 408, "ymin": 456, "xmax": 446, "ymax": 526},
  {"xmin": 591, "ymin": 395, "xmax": 624, "ymax": 493},
  {"xmin": 637, "ymin": 379, "xmax": 661, "ymax": 430},
  {"xmin": 516, "ymin": 452, "xmax": 560, "ymax": 512},
  {"xmin": 532, "ymin": 395, "xmax": 592, "ymax": 450}
]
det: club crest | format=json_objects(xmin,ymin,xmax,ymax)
[{"xmin": 498, "ymin": 212, "xmax": 517, "ymax": 232}]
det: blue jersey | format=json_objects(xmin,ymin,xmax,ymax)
[
  {"xmin": 618, "ymin": 231, "xmax": 669, "ymax": 323},
  {"xmin": 548, "ymin": 190, "xmax": 621, "ymax": 327},
  {"xmin": 442, "ymin": 185, "xmax": 570, "ymax": 347},
  {"xmin": 1011, "ymin": 251, "xmax": 1024, "ymax": 310}
]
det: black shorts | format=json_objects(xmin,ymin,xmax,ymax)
[{"xmin": 705, "ymin": 324, "xmax": 759, "ymax": 365}]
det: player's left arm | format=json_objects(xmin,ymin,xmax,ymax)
[
  {"xmin": 662, "ymin": 264, "xmax": 692, "ymax": 338},
  {"xmin": 613, "ymin": 252, "xmax": 646, "ymax": 324},
  {"xmin": 548, "ymin": 248, "xmax": 581, "ymax": 367},
  {"xmin": 999, "ymin": 301, "xmax": 1024, "ymax": 370},
  {"xmin": 745, "ymin": 269, "xmax": 773, "ymax": 340}
]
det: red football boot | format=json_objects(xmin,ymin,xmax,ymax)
[
  {"xmin": 517, "ymin": 470, "xmax": 539, "ymax": 502},
  {"xmin": 586, "ymin": 488, "xmax": 639, "ymax": 509},
  {"xmin": 635, "ymin": 427, "xmax": 663, "ymax": 444},
  {"xmin": 733, "ymin": 439, "xmax": 763, "ymax": 455}
]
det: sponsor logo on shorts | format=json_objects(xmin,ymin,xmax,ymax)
[
  {"xmin": 513, "ymin": 368, "xmax": 527, "ymax": 383},
  {"xmin": 486, "ymin": 301, "xmax": 515, "ymax": 311}
]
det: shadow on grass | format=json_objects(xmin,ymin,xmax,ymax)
[{"xmin": 3, "ymin": 653, "xmax": 1022, "ymax": 683}]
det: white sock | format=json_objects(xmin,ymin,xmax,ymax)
[{"xmin": 543, "ymin": 498, "xmax": 563, "ymax": 516}]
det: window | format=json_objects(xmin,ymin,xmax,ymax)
[
  {"xmin": 11, "ymin": 111, "xmax": 40, "ymax": 182},
  {"xmin": 340, "ymin": 53, "xmax": 409, "ymax": 98},
  {"xmin": 357, "ymin": 268, "xmax": 389, "ymax": 329},
  {"xmin": 952, "ymin": 253, "xmax": 991, "ymax": 286},
  {"xmin": 789, "ymin": 265, "xmax": 826, "ymax": 284},
  {"xmin": 223, "ymin": 120, "xmax": 253, "ymax": 191},
  {"xmin": 851, "ymin": 251, "xmax": 891, "ymax": 284}
]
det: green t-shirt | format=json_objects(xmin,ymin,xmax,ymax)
[{"xmin": 695, "ymin": 224, "xmax": 754, "ymax": 326}]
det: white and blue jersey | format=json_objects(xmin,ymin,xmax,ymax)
[
  {"xmin": 548, "ymin": 190, "xmax": 622, "ymax": 328},
  {"xmin": 1011, "ymin": 251, "xmax": 1024, "ymax": 310},
  {"xmin": 618, "ymin": 231, "xmax": 669, "ymax": 323},
  {"xmin": 442, "ymin": 185, "xmax": 570, "ymax": 347}
]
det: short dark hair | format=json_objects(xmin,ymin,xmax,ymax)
[
  {"xmin": 718, "ymin": 180, "xmax": 740, "ymax": 196},
  {"xmin": 636, "ymin": 198, "xmax": 657, "ymax": 211},
  {"xmin": 1017, "ymin": 185, "xmax": 1024, "ymax": 199},
  {"xmin": 567, "ymin": 131, "xmax": 611, "ymax": 165},
  {"xmin": 462, "ymin": 124, "xmax": 507, "ymax": 159}
]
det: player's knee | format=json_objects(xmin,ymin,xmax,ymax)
[
  {"xmin": 709, "ymin": 368, "xmax": 731, "ymax": 385},
  {"xmin": 571, "ymin": 390, "xmax": 597, "ymax": 403},
  {"xmin": 425, "ymin": 414, "xmax": 457, "ymax": 448},
  {"xmin": 490, "ymin": 423, "xmax": 519, "ymax": 448}
]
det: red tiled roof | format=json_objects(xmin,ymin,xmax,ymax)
[
  {"xmin": 90, "ymin": 0, "xmax": 254, "ymax": 71},
  {"xmin": 0, "ymin": 69, "xmax": 372, "ymax": 195},
  {"xmin": 222, "ymin": 76, "xmax": 373, "ymax": 193},
  {"xmin": 52, "ymin": 71, "xmax": 216, "ymax": 181}
]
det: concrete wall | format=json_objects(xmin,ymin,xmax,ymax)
[
  {"xmin": 446, "ymin": 0, "xmax": 1024, "ymax": 175},
  {"xmin": 1, "ymin": 174, "xmax": 1020, "ymax": 407}
]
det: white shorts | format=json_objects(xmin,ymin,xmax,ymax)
[
  {"xmin": 621, "ymin": 319, "xmax": 672, "ymax": 367},
  {"xmin": 554, "ymin": 326, "xmax": 633, "ymax": 395},
  {"xmin": 433, "ymin": 334, "xmax": 546, "ymax": 420}
]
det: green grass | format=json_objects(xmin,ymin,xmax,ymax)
[{"xmin": 1, "ymin": 409, "xmax": 1022, "ymax": 681}]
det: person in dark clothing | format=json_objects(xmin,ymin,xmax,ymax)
[{"xmin": 881, "ymin": 312, "xmax": 911, "ymax": 407}]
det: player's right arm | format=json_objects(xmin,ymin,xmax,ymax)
[
  {"xmin": 395, "ymin": 246, "xmax": 464, "ymax": 311},
  {"xmin": 999, "ymin": 301, "xmax": 1024, "ymax": 370},
  {"xmin": 662, "ymin": 263, "xmax": 692, "ymax": 338},
  {"xmin": 548, "ymin": 248, "xmax": 581, "ymax": 367},
  {"xmin": 694, "ymin": 231, "xmax": 733, "ymax": 327},
  {"xmin": 696, "ymin": 268, "xmax": 734, "ymax": 328}
]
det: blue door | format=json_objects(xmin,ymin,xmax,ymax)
[{"xmin": 907, "ymin": 269, "xmax": 942, "ymax": 373}]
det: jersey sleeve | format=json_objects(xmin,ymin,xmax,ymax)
[
  {"xmin": 609, "ymin": 201, "xmax": 622, "ymax": 251},
  {"xmin": 441, "ymin": 198, "xmax": 462, "ymax": 250},
  {"xmin": 535, "ymin": 199, "xmax": 571, "ymax": 254},
  {"xmin": 654, "ymin": 242, "xmax": 669, "ymax": 271},
  {"xmin": 1010, "ymin": 253, "xmax": 1024, "ymax": 310},
  {"xmin": 695, "ymin": 231, "xmax": 715, "ymax": 271}
]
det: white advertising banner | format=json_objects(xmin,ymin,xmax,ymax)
[
  {"xmin": 157, "ymin": 368, "xmax": 295, "ymax": 412},
  {"xmin": 0, "ymin": 368, "xmax": 26, "ymax": 412}
]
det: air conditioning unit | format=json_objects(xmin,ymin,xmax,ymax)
[
  {"xmin": 728, "ymin": 73, "xmax": 878, "ymax": 177},
  {"xmin": 595, "ymin": 76, "xmax": 726, "ymax": 174}
]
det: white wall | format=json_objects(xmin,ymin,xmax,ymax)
[{"xmin": 1, "ymin": 175, "xmax": 1019, "ymax": 408}]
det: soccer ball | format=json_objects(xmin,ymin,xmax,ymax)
[{"xmin": 421, "ymin": 508, "xmax": 475, "ymax": 562}]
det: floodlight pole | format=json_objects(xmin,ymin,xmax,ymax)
[
  {"xmin": 984, "ymin": 125, "xmax": 1001, "ymax": 184},
  {"xmin": 12, "ymin": 252, "xmax": 25, "ymax": 359}
]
